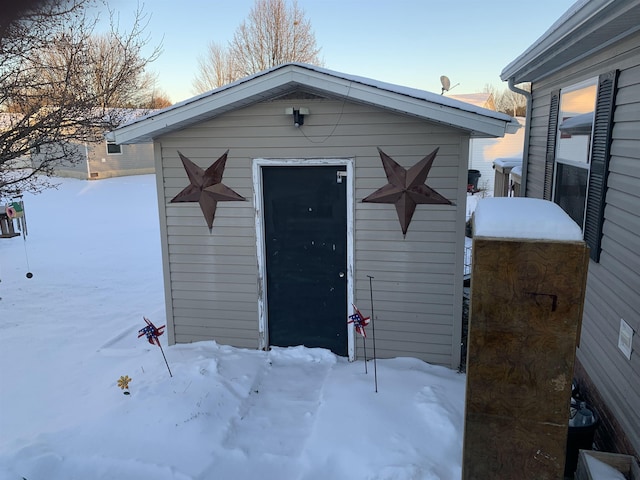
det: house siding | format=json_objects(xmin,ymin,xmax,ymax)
[
  {"xmin": 31, "ymin": 142, "xmax": 88, "ymax": 179},
  {"xmin": 524, "ymin": 33, "xmax": 640, "ymax": 455},
  {"xmin": 86, "ymin": 142, "xmax": 154, "ymax": 179},
  {"xmin": 156, "ymin": 98, "xmax": 467, "ymax": 367},
  {"xmin": 35, "ymin": 140, "xmax": 154, "ymax": 180}
]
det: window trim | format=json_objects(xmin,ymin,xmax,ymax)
[
  {"xmin": 551, "ymin": 77, "xmax": 597, "ymax": 230},
  {"xmin": 555, "ymin": 77, "xmax": 597, "ymax": 167},
  {"xmin": 544, "ymin": 70, "xmax": 618, "ymax": 262},
  {"xmin": 106, "ymin": 140, "xmax": 122, "ymax": 155}
]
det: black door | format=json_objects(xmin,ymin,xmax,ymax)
[{"xmin": 262, "ymin": 166, "xmax": 347, "ymax": 355}]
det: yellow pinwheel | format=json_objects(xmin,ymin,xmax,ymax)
[{"xmin": 117, "ymin": 375, "xmax": 132, "ymax": 392}]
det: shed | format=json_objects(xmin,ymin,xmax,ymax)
[{"xmin": 114, "ymin": 63, "xmax": 517, "ymax": 368}]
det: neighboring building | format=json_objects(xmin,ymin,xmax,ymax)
[
  {"xmin": 30, "ymin": 109, "xmax": 156, "ymax": 180},
  {"xmin": 468, "ymin": 117, "xmax": 525, "ymax": 195},
  {"xmin": 44, "ymin": 138, "xmax": 155, "ymax": 180},
  {"xmin": 0, "ymin": 112, "xmax": 31, "ymax": 170},
  {"xmin": 446, "ymin": 96, "xmax": 524, "ymax": 195},
  {"xmin": 501, "ymin": 0, "xmax": 640, "ymax": 458},
  {"xmin": 114, "ymin": 63, "xmax": 517, "ymax": 369}
]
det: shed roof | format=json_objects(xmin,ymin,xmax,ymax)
[
  {"xmin": 113, "ymin": 63, "xmax": 518, "ymax": 144},
  {"xmin": 501, "ymin": 0, "xmax": 640, "ymax": 84}
]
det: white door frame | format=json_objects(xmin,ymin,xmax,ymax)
[{"xmin": 252, "ymin": 158, "xmax": 355, "ymax": 360}]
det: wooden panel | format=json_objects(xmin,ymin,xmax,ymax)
[
  {"xmin": 575, "ymin": 450, "xmax": 640, "ymax": 480},
  {"xmin": 463, "ymin": 238, "xmax": 590, "ymax": 480},
  {"xmin": 464, "ymin": 415, "xmax": 569, "ymax": 479}
]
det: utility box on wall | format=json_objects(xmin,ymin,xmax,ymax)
[{"xmin": 462, "ymin": 198, "xmax": 590, "ymax": 480}]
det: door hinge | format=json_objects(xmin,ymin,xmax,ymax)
[{"xmin": 337, "ymin": 171, "xmax": 347, "ymax": 183}]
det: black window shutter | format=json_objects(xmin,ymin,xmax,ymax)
[
  {"xmin": 584, "ymin": 70, "xmax": 618, "ymax": 262},
  {"xmin": 544, "ymin": 90, "xmax": 560, "ymax": 200}
]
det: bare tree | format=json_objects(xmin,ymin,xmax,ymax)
[
  {"xmin": 0, "ymin": 0, "xmax": 163, "ymax": 198},
  {"xmin": 144, "ymin": 89, "xmax": 173, "ymax": 110},
  {"xmin": 192, "ymin": 42, "xmax": 240, "ymax": 93},
  {"xmin": 483, "ymin": 83, "xmax": 530, "ymax": 117},
  {"xmin": 192, "ymin": 0, "xmax": 322, "ymax": 93},
  {"xmin": 500, "ymin": 83, "xmax": 530, "ymax": 117}
]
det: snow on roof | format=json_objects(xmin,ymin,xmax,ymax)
[
  {"xmin": 448, "ymin": 93, "xmax": 494, "ymax": 109},
  {"xmin": 473, "ymin": 197, "xmax": 584, "ymax": 241},
  {"xmin": 164, "ymin": 63, "xmax": 512, "ymax": 123},
  {"xmin": 114, "ymin": 63, "xmax": 519, "ymax": 143},
  {"xmin": 493, "ymin": 157, "xmax": 522, "ymax": 168}
]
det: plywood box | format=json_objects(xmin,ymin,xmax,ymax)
[
  {"xmin": 575, "ymin": 450, "xmax": 640, "ymax": 480},
  {"xmin": 462, "ymin": 198, "xmax": 590, "ymax": 480}
]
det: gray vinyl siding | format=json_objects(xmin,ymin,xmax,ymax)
[
  {"xmin": 86, "ymin": 141, "xmax": 154, "ymax": 179},
  {"xmin": 31, "ymin": 141, "xmax": 88, "ymax": 179},
  {"xmin": 35, "ymin": 140, "xmax": 154, "ymax": 179},
  {"xmin": 156, "ymin": 98, "xmax": 467, "ymax": 367},
  {"xmin": 524, "ymin": 32, "xmax": 640, "ymax": 453}
]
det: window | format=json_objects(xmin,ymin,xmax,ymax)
[
  {"xmin": 544, "ymin": 71, "xmax": 618, "ymax": 262},
  {"xmin": 554, "ymin": 78, "xmax": 597, "ymax": 227},
  {"xmin": 106, "ymin": 140, "xmax": 121, "ymax": 155}
]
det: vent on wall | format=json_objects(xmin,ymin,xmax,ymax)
[{"xmin": 90, "ymin": 172, "xmax": 99, "ymax": 178}]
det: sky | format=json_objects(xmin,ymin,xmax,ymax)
[{"xmin": 96, "ymin": 0, "xmax": 577, "ymax": 104}]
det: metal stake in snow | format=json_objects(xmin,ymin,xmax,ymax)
[
  {"xmin": 363, "ymin": 326, "xmax": 368, "ymax": 375},
  {"xmin": 138, "ymin": 317, "xmax": 172, "ymax": 377},
  {"xmin": 368, "ymin": 275, "xmax": 378, "ymax": 393}
]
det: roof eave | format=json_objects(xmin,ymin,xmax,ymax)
[
  {"xmin": 500, "ymin": 0, "xmax": 640, "ymax": 84},
  {"xmin": 114, "ymin": 64, "xmax": 515, "ymax": 144},
  {"xmin": 114, "ymin": 68, "xmax": 299, "ymax": 144}
]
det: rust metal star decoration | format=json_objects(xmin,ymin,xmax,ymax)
[
  {"xmin": 363, "ymin": 147, "xmax": 452, "ymax": 236},
  {"xmin": 170, "ymin": 150, "xmax": 245, "ymax": 231}
]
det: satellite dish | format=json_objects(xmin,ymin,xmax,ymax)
[
  {"xmin": 440, "ymin": 75, "xmax": 460, "ymax": 95},
  {"xmin": 440, "ymin": 75, "xmax": 451, "ymax": 93}
]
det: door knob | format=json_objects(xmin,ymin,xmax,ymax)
[{"xmin": 339, "ymin": 272, "xmax": 345, "ymax": 278}]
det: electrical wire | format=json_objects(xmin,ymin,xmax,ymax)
[{"xmin": 297, "ymin": 82, "xmax": 352, "ymax": 144}]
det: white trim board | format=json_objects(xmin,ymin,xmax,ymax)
[{"xmin": 252, "ymin": 158, "xmax": 356, "ymax": 360}]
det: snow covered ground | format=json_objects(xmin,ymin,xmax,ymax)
[{"xmin": 0, "ymin": 175, "xmax": 466, "ymax": 480}]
